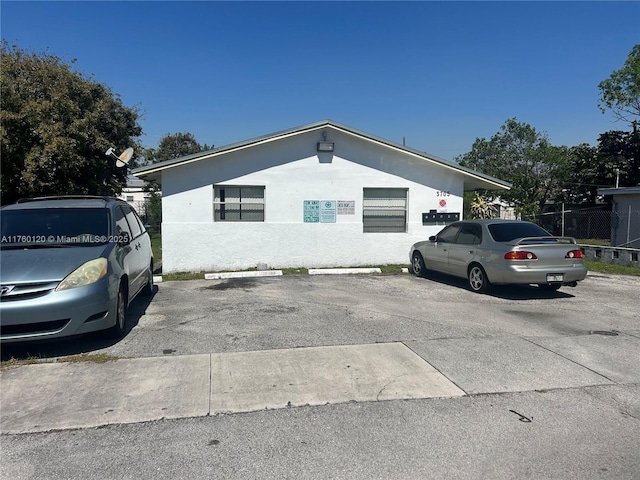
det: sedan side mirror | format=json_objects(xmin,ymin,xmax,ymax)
[{"xmin": 429, "ymin": 235, "xmax": 436, "ymax": 242}]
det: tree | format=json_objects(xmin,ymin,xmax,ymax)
[
  {"xmin": 565, "ymin": 143, "xmax": 600, "ymax": 204},
  {"xmin": 0, "ymin": 42, "xmax": 142, "ymax": 205},
  {"xmin": 596, "ymin": 129, "xmax": 640, "ymax": 188},
  {"xmin": 142, "ymin": 181, "xmax": 162, "ymax": 231},
  {"xmin": 598, "ymin": 44, "xmax": 640, "ymax": 124},
  {"xmin": 153, "ymin": 132, "xmax": 207, "ymax": 163},
  {"xmin": 456, "ymin": 118, "xmax": 571, "ymax": 218}
]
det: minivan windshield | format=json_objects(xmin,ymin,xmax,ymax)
[
  {"xmin": 0, "ymin": 208, "xmax": 109, "ymax": 247},
  {"xmin": 488, "ymin": 222, "xmax": 551, "ymax": 242}
]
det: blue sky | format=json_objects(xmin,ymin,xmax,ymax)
[{"xmin": 2, "ymin": 1, "xmax": 639, "ymax": 160}]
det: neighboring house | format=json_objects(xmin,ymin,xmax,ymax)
[
  {"xmin": 132, "ymin": 120, "xmax": 511, "ymax": 273},
  {"xmin": 118, "ymin": 175, "xmax": 148, "ymax": 215},
  {"xmin": 597, "ymin": 187, "xmax": 640, "ymax": 248},
  {"xmin": 492, "ymin": 199, "xmax": 518, "ymax": 220}
]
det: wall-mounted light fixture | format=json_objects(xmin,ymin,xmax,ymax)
[{"xmin": 317, "ymin": 141, "xmax": 334, "ymax": 152}]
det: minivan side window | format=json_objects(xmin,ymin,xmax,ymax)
[
  {"xmin": 115, "ymin": 207, "xmax": 132, "ymax": 238},
  {"xmin": 123, "ymin": 205, "xmax": 143, "ymax": 238}
]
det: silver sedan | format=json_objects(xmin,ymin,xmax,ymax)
[{"xmin": 409, "ymin": 220, "xmax": 588, "ymax": 293}]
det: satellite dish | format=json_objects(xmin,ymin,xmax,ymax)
[
  {"xmin": 105, "ymin": 147, "xmax": 134, "ymax": 168},
  {"xmin": 116, "ymin": 147, "xmax": 134, "ymax": 168}
]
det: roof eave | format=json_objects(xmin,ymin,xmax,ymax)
[{"xmin": 132, "ymin": 120, "xmax": 510, "ymax": 191}]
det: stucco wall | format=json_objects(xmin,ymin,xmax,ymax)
[{"xmin": 161, "ymin": 128, "xmax": 467, "ymax": 272}]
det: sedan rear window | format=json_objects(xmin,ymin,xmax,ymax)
[
  {"xmin": 488, "ymin": 222, "xmax": 551, "ymax": 242},
  {"xmin": 1, "ymin": 208, "xmax": 109, "ymax": 246}
]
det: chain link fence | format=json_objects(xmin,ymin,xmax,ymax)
[{"xmin": 531, "ymin": 207, "xmax": 640, "ymax": 248}]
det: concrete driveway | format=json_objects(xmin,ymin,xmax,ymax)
[{"xmin": 2, "ymin": 271, "xmax": 640, "ymax": 478}]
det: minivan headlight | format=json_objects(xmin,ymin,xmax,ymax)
[{"xmin": 56, "ymin": 258, "xmax": 108, "ymax": 291}]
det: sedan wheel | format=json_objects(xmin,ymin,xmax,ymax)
[
  {"xmin": 468, "ymin": 265, "xmax": 489, "ymax": 293},
  {"xmin": 412, "ymin": 252, "xmax": 426, "ymax": 277}
]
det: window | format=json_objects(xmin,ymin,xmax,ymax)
[
  {"xmin": 436, "ymin": 225, "xmax": 461, "ymax": 243},
  {"xmin": 363, "ymin": 188, "xmax": 407, "ymax": 233},
  {"xmin": 115, "ymin": 207, "xmax": 132, "ymax": 237},
  {"xmin": 455, "ymin": 224, "xmax": 482, "ymax": 245},
  {"xmin": 123, "ymin": 205, "xmax": 143, "ymax": 238},
  {"xmin": 214, "ymin": 186, "xmax": 265, "ymax": 222},
  {"xmin": 0, "ymin": 209, "xmax": 108, "ymax": 244},
  {"xmin": 126, "ymin": 195, "xmax": 134, "ymax": 202},
  {"xmin": 488, "ymin": 222, "xmax": 550, "ymax": 242}
]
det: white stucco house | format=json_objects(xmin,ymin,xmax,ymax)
[
  {"xmin": 132, "ymin": 120, "xmax": 511, "ymax": 273},
  {"xmin": 118, "ymin": 175, "xmax": 150, "ymax": 215}
]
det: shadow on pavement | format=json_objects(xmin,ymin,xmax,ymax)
[
  {"xmin": 418, "ymin": 271, "xmax": 576, "ymax": 300},
  {"xmin": 0, "ymin": 287, "xmax": 157, "ymax": 362}
]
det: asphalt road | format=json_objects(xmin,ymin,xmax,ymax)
[{"xmin": 2, "ymin": 271, "xmax": 639, "ymax": 479}]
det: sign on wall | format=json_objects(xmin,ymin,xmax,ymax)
[
  {"xmin": 303, "ymin": 200, "xmax": 320, "ymax": 223},
  {"xmin": 337, "ymin": 200, "xmax": 355, "ymax": 215},
  {"xmin": 304, "ymin": 200, "xmax": 354, "ymax": 223},
  {"xmin": 320, "ymin": 201, "xmax": 336, "ymax": 223}
]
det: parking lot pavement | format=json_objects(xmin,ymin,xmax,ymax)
[{"xmin": 2, "ymin": 272, "xmax": 640, "ymax": 436}]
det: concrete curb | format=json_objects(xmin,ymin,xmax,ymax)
[
  {"xmin": 204, "ymin": 270, "xmax": 283, "ymax": 280},
  {"xmin": 308, "ymin": 268, "xmax": 382, "ymax": 275},
  {"xmin": 154, "ymin": 267, "xmax": 409, "ymax": 281}
]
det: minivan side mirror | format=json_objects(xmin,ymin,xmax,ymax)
[{"xmin": 118, "ymin": 231, "xmax": 131, "ymax": 245}]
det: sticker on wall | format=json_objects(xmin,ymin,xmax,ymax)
[{"xmin": 337, "ymin": 200, "xmax": 355, "ymax": 215}]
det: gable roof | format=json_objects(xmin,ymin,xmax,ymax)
[
  {"xmin": 598, "ymin": 187, "xmax": 640, "ymax": 196},
  {"xmin": 132, "ymin": 119, "xmax": 511, "ymax": 191}
]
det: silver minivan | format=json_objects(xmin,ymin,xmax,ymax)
[{"xmin": 0, "ymin": 196, "xmax": 154, "ymax": 343}]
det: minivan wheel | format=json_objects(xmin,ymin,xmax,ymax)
[
  {"xmin": 468, "ymin": 265, "xmax": 489, "ymax": 293},
  {"xmin": 142, "ymin": 262, "xmax": 154, "ymax": 296},
  {"xmin": 107, "ymin": 286, "xmax": 127, "ymax": 338}
]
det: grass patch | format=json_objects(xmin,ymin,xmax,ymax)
[
  {"xmin": 162, "ymin": 271, "xmax": 207, "ymax": 281},
  {"xmin": 150, "ymin": 232, "xmax": 162, "ymax": 265},
  {"xmin": 577, "ymin": 239, "xmax": 610, "ymax": 246},
  {"xmin": 1, "ymin": 356, "xmax": 45, "ymax": 370},
  {"xmin": 281, "ymin": 267, "xmax": 309, "ymax": 275},
  {"xmin": 585, "ymin": 260, "xmax": 640, "ymax": 276},
  {"xmin": 1, "ymin": 353, "xmax": 120, "ymax": 370},
  {"xmin": 379, "ymin": 264, "xmax": 409, "ymax": 274},
  {"xmin": 64, "ymin": 353, "xmax": 120, "ymax": 364}
]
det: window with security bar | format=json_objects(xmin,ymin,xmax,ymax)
[
  {"xmin": 214, "ymin": 186, "xmax": 265, "ymax": 222},
  {"xmin": 362, "ymin": 188, "xmax": 408, "ymax": 233}
]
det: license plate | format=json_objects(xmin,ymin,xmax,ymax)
[{"xmin": 546, "ymin": 274, "xmax": 563, "ymax": 282}]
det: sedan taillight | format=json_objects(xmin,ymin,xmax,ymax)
[
  {"xmin": 565, "ymin": 250, "xmax": 584, "ymax": 259},
  {"xmin": 504, "ymin": 251, "xmax": 538, "ymax": 260}
]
